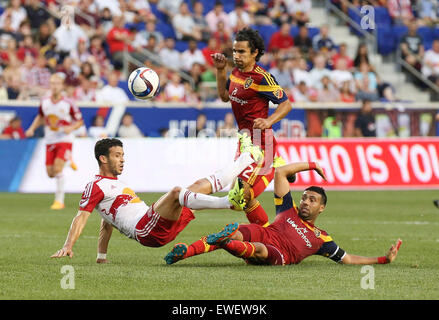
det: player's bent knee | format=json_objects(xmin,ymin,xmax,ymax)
[{"xmin": 170, "ymin": 186, "xmax": 182, "ymax": 200}]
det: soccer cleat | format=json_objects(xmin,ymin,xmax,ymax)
[
  {"xmin": 50, "ymin": 201, "xmax": 65, "ymax": 210},
  {"xmin": 228, "ymin": 178, "xmax": 246, "ymax": 211},
  {"xmin": 272, "ymin": 156, "xmax": 286, "ymax": 168},
  {"xmin": 238, "ymin": 132, "xmax": 263, "ymax": 162},
  {"xmin": 164, "ymin": 243, "xmax": 188, "ymax": 265},
  {"xmin": 206, "ymin": 222, "xmax": 239, "ymax": 246},
  {"xmin": 434, "ymin": 200, "xmax": 439, "ymax": 209}
]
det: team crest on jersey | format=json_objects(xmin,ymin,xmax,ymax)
[
  {"xmin": 314, "ymin": 228, "xmax": 321, "ymax": 237},
  {"xmin": 244, "ymin": 77, "xmax": 253, "ymax": 89},
  {"xmin": 273, "ymin": 88, "xmax": 283, "ymax": 99}
]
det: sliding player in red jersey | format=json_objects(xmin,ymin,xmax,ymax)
[
  {"xmin": 25, "ymin": 73, "xmax": 83, "ymax": 210},
  {"xmin": 212, "ymin": 27, "xmax": 292, "ymax": 227},
  {"xmin": 50, "ymin": 137, "xmax": 263, "ymax": 262},
  {"xmin": 165, "ymin": 162, "xmax": 402, "ymax": 266}
]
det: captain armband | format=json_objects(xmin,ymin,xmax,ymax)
[{"xmin": 329, "ymin": 247, "xmax": 346, "ymax": 263}]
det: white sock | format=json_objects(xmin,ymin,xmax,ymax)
[
  {"xmin": 206, "ymin": 152, "xmax": 254, "ymax": 193},
  {"xmin": 55, "ymin": 173, "xmax": 65, "ymax": 204},
  {"xmin": 178, "ymin": 188, "xmax": 231, "ymax": 210}
]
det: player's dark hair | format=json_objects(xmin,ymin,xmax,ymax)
[
  {"xmin": 305, "ymin": 186, "xmax": 327, "ymax": 206},
  {"xmin": 95, "ymin": 138, "xmax": 123, "ymax": 165},
  {"xmin": 234, "ymin": 27, "xmax": 265, "ymax": 62}
]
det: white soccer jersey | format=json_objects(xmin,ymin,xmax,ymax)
[
  {"xmin": 39, "ymin": 96, "xmax": 83, "ymax": 145},
  {"xmin": 79, "ymin": 175, "xmax": 149, "ymax": 239}
]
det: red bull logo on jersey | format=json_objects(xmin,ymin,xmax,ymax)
[{"xmin": 106, "ymin": 188, "xmax": 141, "ymax": 221}]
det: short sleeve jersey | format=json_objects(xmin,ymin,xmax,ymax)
[
  {"xmin": 265, "ymin": 192, "xmax": 346, "ymax": 265},
  {"xmin": 226, "ymin": 64, "xmax": 288, "ymax": 148},
  {"xmin": 78, "ymin": 175, "xmax": 149, "ymax": 239},
  {"xmin": 39, "ymin": 96, "xmax": 82, "ymax": 145}
]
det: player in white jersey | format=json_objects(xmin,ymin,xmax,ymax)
[
  {"xmin": 25, "ymin": 73, "xmax": 84, "ymax": 210},
  {"xmin": 50, "ymin": 137, "xmax": 263, "ymax": 262}
]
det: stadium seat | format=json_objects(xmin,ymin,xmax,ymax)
[
  {"xmin": 254, "ymin": 24, "xmax": 279, "ymax": 48},
  {"xmin": 392, "ymin": 25, "xmax": 409, "ymax": 45},
  {"xmin": 307, "ymin": 27, "xmax": 320, "ymax": 39},
  {"xmin": 374, "ymin": 6, "xmax": 392, "ymax": 27},
  {"xmin": 174, "ymin": 40, "xmax": 207, "ymax": 53},
  {"xmin": 156, "ymin": 21, "xmax": 176, "ymax": 39},
  {"xmin": 417, "ymin": 26, "xmax": 434, "ymax": 50},
  {"xmin": 347, "ymin": 6, "xmax": 363, "ymax": 37},
  {"xmin": 377, "ymin": 26, "xmax": 396, "ymax": 55},
  {"xmin": 200, "ymin": 0, "xmax": 215, "ymax": 14},
  {"xmin": 290, "ymin": 26, "xmax": 320, "ymax": 39},
  {"xmin": 149, "ymin": 2, "xmax": 167, "ymax": 23},
  {"xmin": 223, "ymin": 0, "xmax": 236, "ymax": 13}
]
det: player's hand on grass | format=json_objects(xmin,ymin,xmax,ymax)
[
  {"xmin": 211, "ymin": 53, "xmax": 227, "ymax": 70},
  {"xmin": 385, "ymin": 239, "xmax": 402, "ymax": 263},
  {"xmin": 51, "ymin": 247, "xmax": 74, "ymax": 259},
  {"xmin": 253, "ymin": 118, "xmax": 271, "ymax": 130}
]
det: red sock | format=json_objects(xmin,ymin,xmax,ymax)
[
  {"xmin": 224, "ymin": 240, "xmax": 256, "ymax": 259},
  {"xmin": 184, "ymin": 236, "xmax": 218, "ymax": 259},
  {"xmin": 250, "ymin": 167, "xmax": 275, "ymax": 198},
  {"xmin": 245, "ymin": 201, "xmax": 269, "ymax": 227}
]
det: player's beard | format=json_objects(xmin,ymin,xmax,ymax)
[{"xmin": 109, "ymin": 160, "xmax": 123, "ymax": 176}]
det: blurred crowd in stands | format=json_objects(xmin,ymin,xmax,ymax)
[{"xmin": 0, "ymin": 0, "xmax": 438, "ymax": 139}]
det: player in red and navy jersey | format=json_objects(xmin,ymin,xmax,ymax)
[
  {"xmin": 211, "ymin": 27, "xmax": 293, "ymax": 227},
  {"xmin": 50, "ymin": 138, "xmax": 262, "ymax": 262},
  {"xmin": 165, "ymin": 162, "xmax": 402, "ymax": 266}
]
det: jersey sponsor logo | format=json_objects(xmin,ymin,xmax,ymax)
[
  {"xmin": 229, "ymin": 94, "xmax": 248, "ymax": 106},
  {"xmin": 286, "ymin": 217, "xmax": 312, "ymax": 248},
  {"xmin": 244, "ymin": 77, "xmax": 253, "ymax": 89}
]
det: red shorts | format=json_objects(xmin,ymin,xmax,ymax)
[
  {"xmin": 134, "ymin": 205, "xmax": 195, "ymax": 247},
  {"xmin": 46, "ymin": 143, "xmax": 72, "ymax": 166},
  {"xmin": 238, "ymin": 224, "xmax": 286, "ymax": 266},
  {"xmin": 234, "ymin": 134, "xmax": 277, "ymax": 187}
]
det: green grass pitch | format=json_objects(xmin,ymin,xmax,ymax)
[{"xmin": 0, "ymin": 190, "xmax": 438, "ymax": 300}]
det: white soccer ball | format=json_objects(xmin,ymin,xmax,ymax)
[{"xmin": 128, "ymin": 67, "xmax": 160, "ymax": 100}]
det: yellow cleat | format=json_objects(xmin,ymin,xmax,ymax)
[
  {"xmin": 228, "ymin": 178, "xmax": 246, "ymax": 211},
  {"xmin": 238, "ymin": 132, "xmax": 263, "ymax": 162},
  {"xmin": 272, "ymin": 156, "xmax": 286, "ymax": 168},
  {"xmin": 50, "ymin": 201, "xmax": 65, "ymax": 210}
]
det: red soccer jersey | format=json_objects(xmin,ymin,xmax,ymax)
[
  {"xmin": 265, "ymin": 192, "xmax": 344, "ymax": 265},
  {"xmin": 226, "ymin": 64, "xmax": 288, "ymax": 149}
]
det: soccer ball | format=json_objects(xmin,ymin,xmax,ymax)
[{"xmin": 128, "ymin": 67, "xmax": 160, "ymax": 100}]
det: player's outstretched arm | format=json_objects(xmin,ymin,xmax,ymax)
[
  {"xmin": 96, "ymin": 219, "xmax": 113, "ymax": 264},
  {"xmin": 25, "ymin": 114, "xmax": 44, "ymax": 137},
  {"xmin": 51, "ymin": 210, "xmax": 91, "ymax": 259},
  {"xmin": 341, "ymin": 239, "xmax": 402, "ymax": 265},
  {"xmin": 274, "ymin": 162, "xmax": 327, "ymax": 197}
]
